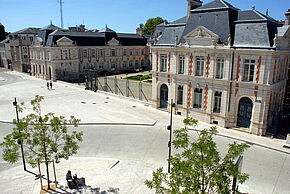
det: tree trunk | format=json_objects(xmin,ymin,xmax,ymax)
[{"xmin": 45, "ymin": 160, "xmax": 50, "ymax": 190}]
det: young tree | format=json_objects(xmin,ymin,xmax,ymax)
[
  {"xmin": 0, "ymin": 95, "xmax": 83, "ymax": 190},
  {"xmin": 141, "ymin": 17, "xmax": 168, "ymax": 35},
  {"xmin": 145, "ymin": 118, "xmax": 249, "ymax": 193}
]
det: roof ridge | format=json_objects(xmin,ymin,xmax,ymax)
[{"xmin": 253, "ymin": 10, "xmax": 267, "ymax": 20}]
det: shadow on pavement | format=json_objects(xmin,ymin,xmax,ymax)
[{"xmin": 56, "ymin": 184, "xmax": 120, "ymax": 194}]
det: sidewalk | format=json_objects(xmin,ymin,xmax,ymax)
[
  {"xmin": 0, "ymin": 157, "xmax": 161, "ymax": 194},
  {"xmin": 7, "ymin": 70, "xmax": 290, "ymax": 153}
]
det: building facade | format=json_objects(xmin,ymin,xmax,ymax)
[
  {"xmin": 30, "ymin": 25, "xmax": 149, "ymax": 81},
  {"xmin": 151, "ymin": 0, "xmax": 290, "ymax": 135},
  {"xmin": 8, "ymin": 27, "xmax": 40, "ymax": 72}
]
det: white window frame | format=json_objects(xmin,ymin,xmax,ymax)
[
  {"xmin": 195, "ymin": 57, "xmax": 204, "ymax": 76},
  {"xmin": 178, "ymin": 56, "xmax": 185, "ymax": 74},
  {"xmin": 213, "ymin": 91, "xmax": 222, "ymax": 113},
  {"xmin": 160, "ymin": 55, "xmax": 168, "ymax": 72},
  {"xmin": 243, "ymin": 59, "xmax": 255, "ymax": 82},
  {"xmin": 215, "ymin": 57, "xmax": 224, "ymax": 79}
]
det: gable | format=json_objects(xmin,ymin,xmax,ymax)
[
  {"xmin": 107, "ymin": 38, "xmax": 120, "ymax": 46},
  {"xmin": 183, "ymin": 26, "xmax": 220, "ymax": 46},
  {"xmin": 56, "ymin": 36, "xmax": 74, "ymax": 46}
]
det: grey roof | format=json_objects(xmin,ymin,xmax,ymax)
[
  {"xmin": 156, "ymin": 26, "xmax": 185, "ymax": 45},
  {"xmin": 193, "ymin": 0, "xmax": 238, "ymax": 12},
  {"xmin": 233, "ymin": 23, "xmax": 270, "ymax": 47},
  {"xmin": 277, "ymin": 25, "xmax": 290, "ymax": 37},
  {"xmin": 237, "ymin": 10, "xmax": 279, "ymax": 23},
  {"xmin": 13, "ymin": 27, "xmax": 40, "ymax": 34},
  {"xmin": 170, "ymin": 16, "xmax": 187, "ymax": 25},
  {"xmin": 40, "ymin": 24, "xmax": 61, "ymax": 31},
  {"xmin": 155, "ymin": 0, "xmax": 283, "ymax": 48},
  {"xmin": 99, "ymin": 26, "xmax": 116, "ymax": 33},
  {"xmin": 180, "ymin": 8, "xmax": 234, "ymax": 44},
  {"xmin": 43, "ymin": 29, "xmax": 147, "ymax": 47}
]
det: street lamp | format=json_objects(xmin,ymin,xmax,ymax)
[
  {"xmin": 168, "ymin": 99, "xmax": 175, "ymax": 173},
  {"xmin": 13, "ymin": 97, "xmax": 26, "ymax": 171}
]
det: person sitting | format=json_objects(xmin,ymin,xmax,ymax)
[{"xmin": 66, "ymin": 170, "xmax": 76, "ymax": 188}]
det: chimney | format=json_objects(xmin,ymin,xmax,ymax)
[
  {"xmin": 187, "ymin": 0, "xmax": 203, "ymax": 18},
  {"xmin": 285, "ymin": 9, "xmax": 290, "ymax": 25},
  {"xmin": 136, "ymin": 27, "xmax": 142, "ymax": 35}
]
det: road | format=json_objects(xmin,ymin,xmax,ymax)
[{"xmin": 0, "ymin": 69, "xmax": 289, "ymax": 194}]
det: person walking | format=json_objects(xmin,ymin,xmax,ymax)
[
  {"xmin": 47, "ymin": 82, "xmax": 50, "ymax": 90},
  {"xmin": 49, "ymin": 81, "xmax": 53, "ymax": 90}
]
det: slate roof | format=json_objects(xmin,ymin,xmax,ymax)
[
  {"xmin": 99, "ymin": 26, "xmax": 116, "ymax": 33},
  {"xmin": 237, "ymin": 10, "xmax": 279, "ymax": 23},
  {"xmin": 43, "ymin": 29, "xmax": 146, "ymax": 47},
  {"xmin": 170, "ymin": 16, "xmax": 187, "ymax": 25},
  {"xmin": 155, "ymin": 0, "xmax": 283, "ymax": 48},
  {"xmin": 40, "ymin": 24, "xmax": 62, "ymax": 31},
  {"xmin": 156, "ymin": 26, "xmax": 185, "ymax": 45},
  {"xmin": 277, "ymin": 25, "xmax": 290, "ymax": 37},
  {"xmin": 13, "ymin": 27, "xmax": 40, "ymax": 34},
  {"xmin": 193, "ymin": 0, "xmax": 238, "ymax": 12}
]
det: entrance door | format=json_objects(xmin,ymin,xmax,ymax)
[
  {"xmin": 160, "ymin": 84, "xmax": 168, "ymax": 108},
  {"xmin": 237, "ymin": 97, "xmax": 253, "ymax": 128},
  {"xmin": 48, "ymin": 67, "xmax": 52, "ymax": 80}
]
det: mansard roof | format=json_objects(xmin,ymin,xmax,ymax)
[
  {"xmin": 154, "ymin": 0, "xmax": 283, "ymax": 48},
  {"xmin": 193, "ymin": 0, "xmax": 239, "ymax": 12},
  {"xmin": 43, "ymin": 29, "xmax": 146, "ymax": 47},
  {"xmin": 13, "ymin": 27, "xmax": 40, "ymax": 34}
]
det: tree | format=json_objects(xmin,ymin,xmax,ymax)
[
  {"xmin": 141, "ymin": 17, "xmax": 168, "ymax": 35},
  {"xmin": 145, "ymin": 118, "xmax": 249, "ymax": 193},
  {"xmin": 0, "ymin": 95, "xmax": 83, "ymax": 190}
]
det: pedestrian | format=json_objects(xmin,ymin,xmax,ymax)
[
  {"xmin": 50, "ymin": 81, "xmax": 53, "ymax": 90},
  {"xmin": 47, "ymin": 82, "xmax": 50, "ymax": 90}
]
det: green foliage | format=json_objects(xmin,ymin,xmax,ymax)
[
  {"xmin": 145, "ymin": 118, "xmax": 249, "ymax": 193},
  {"xmin": 141, "ymin": 17, "xmax": 168, "ymax": 35},
  {"xmin": 0, "ymin": 95, "xmax": 83, "ymax": 188},
  {"xmin": 125, "ymin": 74, "xmax": 152, "ymax": 81}
]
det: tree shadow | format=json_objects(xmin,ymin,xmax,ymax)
[{"xmin": 56, "ymin": 184, "xmax": 120, "ymax": 194}]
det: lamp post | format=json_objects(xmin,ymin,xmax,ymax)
[
  {"xmin": 168, "ymin": 99, "xmax": 175, "ymax": 173},
  {"xmin": 13, "ymin": 97, "xmax": 26, "ymax": 171}
]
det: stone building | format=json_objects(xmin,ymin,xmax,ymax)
[
  {"xmin": 8, "ymin": 27, "xmax": 40, "ymax": 72},
  {"xmin": 0, "ymin": 38, "xmax": 11, "ymax": 69},
  {"xmin": 30, "ymin": 25, "xmax": 148, "ymax": 81},
  {"xmin": 151, "ymin": 0, "xmax": 290, "ymax": 135}
]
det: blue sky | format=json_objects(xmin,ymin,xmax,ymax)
[{"xmin": 0, "ymin": 0, "xmax": 289, "ymax": 33}]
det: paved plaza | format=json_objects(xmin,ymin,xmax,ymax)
[{"xmin": 0, "ymin": 69, "xmax": 290, "ymax": 194}]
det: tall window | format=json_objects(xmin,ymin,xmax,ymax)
[
  {"xmin": 161, "ymin": 55, "xmax": 167, "ymax": 72},
  {"xmin": 136, "ymin": 49, "xmax": 139, "ymax": 56},
  {"xmin": 63, "ymin": 50, "xmax": 68, "ymax": 59},
  {"xmin": 213, "ymin": 91, "xmax": 222, "ymax": 113},
  {"xmin": 100, "ymin": 49, "xmax": 103, "ymax": 56},
  {"xmin": 177, "ymin": 86, "xmax": 183, "ymax": 105},
  {"xmin": 123, "ymin": 61, "xmax": 127, "ymax": 68},
  {"xmin": 83, "ymin": 49, "xmax": 88, "ymax": 58},
  {"xmin": 130, "ymin": 49, "xmax": 133, "ymax": 56},
  {"xmin": 129, "ymin": 60, "xmax": 133, "ymax": 67},
  {"xmin": 123, "ymin": 49, "xmax": 127, "ymax": 56},
  {"xmin": 216, "ymin": 57, "xmax": 224, "ymax": 79},
  {"xmin": 195, "ymin": 57, "xmax": 204, "ymax": 76},
  {"xmin": 112, "ymin": 49, "xmax": 116, "ymax": 56},
  {"xmin": 92, "ymin": 49, "xmax": 96, "ymax": 58},
  {"xmin": 178, "ymin": 56, "xmax": 185, "ymax": 74},
  {"xmin": 141, "ymin": 48, "xmax": 145, "ymax": 55},
  {"xmin": 243, "ymin": 59, "xmax": 255, "ymax": 81},
  {"xmin": 193, "ymin": 88, "xmax": 203, "ymax": 109},
  {"xmin": 135, "ymin": 60, "xmax": 139, "ymax": 67},
  {"xmin": 111, "ymin": 63, "xmax": 116, "ymax": 70}
]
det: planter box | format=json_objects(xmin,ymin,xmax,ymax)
[{"xmin": 287, "ymin": 134, "xmax": 290, "ymax": 144}]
